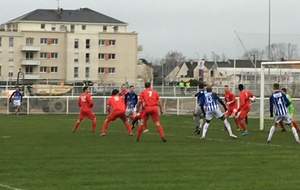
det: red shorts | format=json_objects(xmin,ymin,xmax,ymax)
[
  {"xmin": 238, "ymin": 107, "xmax": 250, "ymax": 119},
  {"xmin": 107, "ymin": 110, "xmax": 126, "ymax": 122},
  {"xmin": 142, "ymin": 106, "xmax": 159, "ymax": 122},
  {"xmin": 79, "ymin": 110, "xmax": 95, "ymax": 120},
  {"xmin": 226, "ymin": 106, "xmax": 237, "ymax": 116}
]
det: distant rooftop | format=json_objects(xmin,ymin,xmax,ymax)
[{"xmin": 7, "ymin": 8, "xmax": 126, "ymax": 24}]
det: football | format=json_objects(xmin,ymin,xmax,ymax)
[{"xmin": 250, "ymin": 96, "xmax": 256, "ymax": 102}]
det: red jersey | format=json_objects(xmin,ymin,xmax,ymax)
[
  {"xmin": 224, "ymin": 91, "xmax": 237, "ymax": 108},
  {"xmin": 78, "ymin": 92, "xmax": 93, "ymax": 112},
  {"xmin": 107, "ymin": 95, "xmax": 126, "ymax": 112},
  {"xmin": 139, "ymin": 88, "xmax": 159, "ymax": 107},
  {"xmin": 119, "ymin": 90, "xmax": 127, "ymax": 98},
  {"xmin": 238, "ymin": 89, "xmax": 253, "ymax": 111}
]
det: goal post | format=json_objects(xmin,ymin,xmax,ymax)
[{"xmin": 260, "ymin": 61, "xmax": 300, "ymax": 130}]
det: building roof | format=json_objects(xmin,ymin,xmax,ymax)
[{"xmin": 7, "ymin": 8, "xmax": 126, "ymax": 24}]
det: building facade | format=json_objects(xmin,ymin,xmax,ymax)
[{"xmin": 0, "ymin": 8, "xmax": 138, "ymax": 87}]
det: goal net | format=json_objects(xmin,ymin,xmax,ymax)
[{"xmin": 259, "ymin": 61, "xmax": 300, "ymax": 130}]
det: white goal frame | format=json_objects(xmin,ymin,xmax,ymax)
[{"xmin": 260, "ymin": 61, "xmax": 300, "ymax": 130}]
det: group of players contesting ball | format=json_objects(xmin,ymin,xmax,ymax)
[{"xmin": 8, "ymin": 81, "xmax": 300, "ymax": 143}]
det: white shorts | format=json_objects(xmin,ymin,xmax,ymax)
[
  {"xmin": 193, "ymin": 106, "xmax": 204, "ymax": 118},
  {"xmin": 13, "ymin": 100, "xmax": 21, "ymax": 107},
  {"xmin": 205, "ymin": 109, "xmax": 224, "ymax": 121},
  {"xmin": 125, "ymin": 108, "xmax": 134, "ymax": 116},
  {"xmin": 274, "ymin": 114, "xmax": 292, "ymax": 124}
]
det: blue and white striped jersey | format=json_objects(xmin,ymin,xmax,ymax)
[
  {"xmin": 270, "ymin": 91, "xmax": 290, "ymax": 116},
  {"xmin": 10, "ymin": 90, "xmax": 23, "ymax": 102},
  {"xmin": 205, "ymin": 92, "xmax": 226, "ymax": 111},
  {"xmin": 124, "ymin": 92, "xmax": 138, "ymax": 109}
]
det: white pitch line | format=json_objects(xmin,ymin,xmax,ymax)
[
  {"xmin": 186, "ymin": 136, "xmax": 296, "ymax": 148},
  {"xmin": 0, "ymin": 184, "xmax": 24, "ymax": 190}
]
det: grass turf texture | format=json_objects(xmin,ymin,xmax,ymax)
[{"xmin": 1, "ymin": 115, "xmax": 300, "ymax": 190}]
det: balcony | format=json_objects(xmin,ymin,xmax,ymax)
[
  {"xmin": 21, "ymin": 45, "xmax": 40, "ymax": 52},
  {"xmin": 24, "ymin": 73, "xmax": 40, "ymax": 80},
  {"xmin": 21, "ymin": 59, "xmax": 40, "ymax": 66}
]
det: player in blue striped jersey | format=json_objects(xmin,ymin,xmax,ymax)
[
  {"xmin": 192, "ymin": 82, "xmax": 206, "ymax": 134},
  {"xmin": 124, "ymin": 85, "xmax": 138, "ymax": 122},
  {"xmin": 267, "ymin": 83, "xmax": 300, "ymax": 143},
  {"xmin": 201, "ymin": 86, "xmax": 237, "ymax": 139},
  {"xmin": 9, "ymin": 85, "xmax": 23, "ymax": 115}
]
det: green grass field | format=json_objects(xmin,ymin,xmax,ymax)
[{"xmin": 1, "ymin": 114, "xmax": 300, "ymax": 190}]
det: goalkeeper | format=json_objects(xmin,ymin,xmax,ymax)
[{"xmin": 279, "ymin": 88, "xmax": 300, "ymax": 132}]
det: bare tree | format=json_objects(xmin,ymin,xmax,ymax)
[
  {"xmin": 287, "ymin": 43, "xmax": 298, "ymax": 59},
  {"xmin": 242, "ymin": 48, "xmax": 265, "ymax": 60},
  {"xmin": 265, "ymin": 43, "xmax": 298, "ymax": 61}
]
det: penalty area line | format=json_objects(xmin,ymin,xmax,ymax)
[
  {"xmin": 0, "ymin": 183, "xmax": 24, "ymax": 190},
  {"xmin": 186, "ymin": 136, "xmax": 296, "ymax": 148}
]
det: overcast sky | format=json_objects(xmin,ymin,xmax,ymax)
[{"xmin": 1, "ymin": 0, "xmax": 300, "ymax": 61}]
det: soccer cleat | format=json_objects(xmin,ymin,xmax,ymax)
[
  {"xmin": 100, "ymin": 133, "xmax": 106, "ymax": 136},
  {"xmin": 267, "ymin": 140, "xmax": 271, "ymax": 143},
  {"xmin": 200, "ymin": 136, "xmax": 205, "ymax": 140},
  {"xmin": 281, "ymin": 128, "xmax": 286, "ymax": 132},
  {"xmin": 196, "ymin": 128, "xmax": 201, "ymax": 135},
  {"xmin": 143, "ymin": 129, "xmax": 149, "ymax": 133},
  {"xmin": 230, "ymin": 134, "xmax": 237, "ymax": 139},
  {"xmin": 237, "ymin": 127, "xmax": 240, "ymax": 131},
  {"xmin": 136, "ymin": 138, "xmax": 140, "ymax": 142},
  {"xmin": 241, "ymin": 131, "xmax": 249, "ymax": 136},
  {"xmin": 72, "ymin": 130, "xmax": 75, "ymax": 133},
  {"xmin": 161, "ymin": 137, "xmax": 167, "ymax": 142},
  {"xmin": 129, "ymin": 133, "xmax": 133, "ymax": 136}
]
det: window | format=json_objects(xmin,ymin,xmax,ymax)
[
  {"xmin": 8, "ymin": 52, "xmax": 13, "ymax": 62},
  {"xmin": 26, "ymin": 38, "xmax": 34, "ymax": 45},
  {"xmin": 109, "ymin": 54, "xmax": 116, "ymax": 60},
  {"xmin": 25, "ymin": 66, "xmax": 33, "ymax": 74},
  {"xmin": 51, "ymin": 38, "xmax": 58, "ymax": 44},
  {"xmin": 108, "ymin": 67, "xmax": 115, "ymax": 74},
  {"xmin": 25, "ymin": 52, "xmax": 33, "ymax": 60},
  {"xmin": 109, "ymin": 40, "xmax": 116, "ymax": 46},
  {"xmin": 74, "ymin": 53, "xmax": 79, "ymax": 63},
  {"xmin": 40, "ymin": 38, "xmax": 47, "ymax": 45},
  {"xmin": 9, "ymin": 37, "xmax": 14, "ymax": 47},
  {"xmin": 51, "ymin": 24, "xmax": 56, "ymax": 31},
  {"xmin": 113, "ymin": 26, "xmax": 118, "ymax": 32},
  {"xmin": 0, "ymin": 66, "xmax": 1, "ymax": 77},
  {"xmin": 86, "ymin": 39, "xmax": 90, "ymax": 49},
  {"xmin": 51, "ymin": 67, "xmax": 58, "ymax": 73},
  {"xmin": 74, "ymin": 67, "xmax": 78, "ymax": 78},
  {"xmin": 98, "ymin": 53, "xmax": 105, "ymax": 60},
  {"xmin": 40, "ymin": 52, "xmax": 47, "ymax": 59},
  {"xmin": 85, "ymin": 53, "xmax": 90, "ymax": 63},
  {"xmin": 40, "ymin": 67, "xmax": 47, "ymax": 73},
  {"xmin": 8, "ymin": 72, "xmax": 13, "ymax": 77},
  {"xmin": 74, "ymin": 39, "xmax": 79, "ymax": 49},
  {"xmin": 0, "ymin": 37, "xmax": 2, "ymax": 47},
  {"xmin": 98, "ymin": 67, "xmax": 104, "ymax": 74},
  {"xmin": 70, "ymin": 25, "xmax": 75, "ymax": 32},
  {"xmin": 82, "ymin": 25, "xmax": 86, "ymax": 30},
  {"xmin": 85, "ymin": 67, "xmax": 89, "ymax": 78},
  {"xmin": 41, "ymin": 24, "xmax": 45, "ymax": 29},
  {"xmin": 103, "ymin": 25, "xmax": 107, "ymax": 32},
  {"xmin": 0, "ymin": 51, "xmax": 2, "ymax": 62},
  {"xmin": 51, "ymin": 53, "xmax": 58, "ymax": 59},
  {"xmin": 98, "ymin": 39, "xmax": 105, "ymax": 46}
]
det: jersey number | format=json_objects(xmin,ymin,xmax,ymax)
[{"xmin": 148, "ymin": 91, "xmax": 153, "ymax": 97}]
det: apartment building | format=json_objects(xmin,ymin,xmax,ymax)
[{"xmin": 0, "ymin": 8, "xmax": 138, "ymax": 86}]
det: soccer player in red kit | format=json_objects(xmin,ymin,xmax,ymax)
[
  {"xmin": 223, "ymin": 85, "xmax": 240, "ymax": 131},
  {"xmin": 136, "ymin": 82, "xmax": 166, "ymax": 142},
  {"xmin": 100, "ymin": 89, "xmax": 132, "ymax": 136},
  {"xmin": 119, "ymin": 84, "xmax": 128, "ymax": 99},
  {"xmin": 72, "ymin": 87, "xmax": 96, "ymax": 133},
  {"xmin": 236, "ymin": 84, "xmax": 254, "ymax": 136}
]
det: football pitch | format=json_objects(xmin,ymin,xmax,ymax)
[{"xmin": 1, "ymin": 115, "xmax": 300, "ymax": 190}]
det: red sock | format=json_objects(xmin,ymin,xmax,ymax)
[
  {"xmin": 92, "ymin": 119, "xmax": 96, "ymax": 132},
  {"xmin": 101, "ymin": 121, "xmax": 108, "ymax": 134},
  {"xmin": 292, "ymin": 121, "xmax": 300, "ymax": 131},
  {"xmin": 238, "ymin": 120, "xmax": 247, "ymax": 131},
  {"xmin": 136, "ymin": 124, "xmax": 143, "ymax": 140},
  {"xmin": 144, "ymin": 122, "xmax": 148, "ymax": 130},
  {"xmin": 234, "ymin": 118, "xmax": 239, "ymax": 128},
  {"xmin": 279, "ymin": 121, "xmax": 285, "ymax": 130},
  {"xmin": 125, "ymin": 122, "xmax": 132, "ymax": 134},
  {"xmin": 156, "ymin": 124, "xmax": 165, "ymax": 137},
  {"xmin": 72, "ymin": 121, "xmax": 80, "ymax": 132}
]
